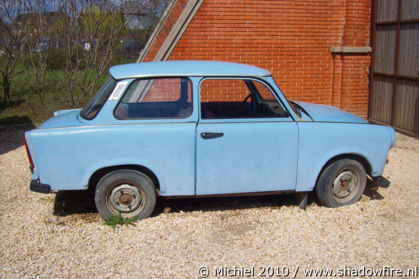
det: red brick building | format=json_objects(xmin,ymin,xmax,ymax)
[{"xmin": 138, "ymin": 0, "xmax": 374, "ymax": 119}]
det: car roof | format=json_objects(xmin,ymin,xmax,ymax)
[{"xmin": 109, "ymin": 61, "xmax": 271, "ymax": 79}]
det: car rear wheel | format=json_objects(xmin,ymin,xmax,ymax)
[
  {"xmin": 316, "ymin": 159, "xmax": 366, "ymax": 207},
  {"xmin": 95, "ymin": 170, "xmax": 156, "ymax": 221}
]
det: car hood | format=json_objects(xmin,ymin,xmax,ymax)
[
  {"xmin": 296, "ymin": 101, "xmax": 368, "ymax": 123},
  {"xmin": 39, "ymin": 109, "xmax": 84, "ymax": 129}
]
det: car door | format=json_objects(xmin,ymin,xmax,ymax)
[
  {"xmin": 108, "ymin": 77, "xmax": 196, "ymax": 196},
  {"xmin": 196, "ymin": 78, "xmax": 298, "ymax": 195}
]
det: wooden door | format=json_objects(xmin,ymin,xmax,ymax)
[{"xmin": 370, "ymin": 0, "xmax": 419, "ymax": 137}]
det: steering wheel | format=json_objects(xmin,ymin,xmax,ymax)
[
  {"xmin": 241, "ymin": 93, "xmax": 257, "ymax": 114},
  {"xmin": 241, "ymin": 93, "xmax": 253, "ymax": 106}
]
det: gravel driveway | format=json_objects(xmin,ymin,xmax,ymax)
[{"xmin": 0, "ymin": 126, "xmax": 418, "ymax": 278}]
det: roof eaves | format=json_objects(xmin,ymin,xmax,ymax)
[
  {"xmin": 157, "ymin": 0, "xmax": 204, "ymax": 61},
  {"xmin": 137, "ymin": 0, "xmax": 204, "ymax": 62},
  {"xmin": 136, "ymin": 0, "xmax": 178, "ymax": 62}
]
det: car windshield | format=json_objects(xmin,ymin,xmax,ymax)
[{"xmin": 80, "ymin": 78, "xmax": 116, "ymax": 120}]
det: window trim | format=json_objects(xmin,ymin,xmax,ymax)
[
  {"xmin": 198, "ymin": 76, "xmax": 291, "ymax": 120},
  {"xmin": 113, "ymin": 76, "xmax": 194, "ymax": 120}
]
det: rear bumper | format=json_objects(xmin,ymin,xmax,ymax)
[{"xmin": 30, "ymin": 180, "xmax": 51, "ymax": 194}]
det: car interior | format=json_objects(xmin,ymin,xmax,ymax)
[
  {"xmin": 114, "ymin": 78, "xmax": 288, "ymax": 120},
  {"xmin": 200, "ymin": 80, "xmax": 289, "ymax": 119}
]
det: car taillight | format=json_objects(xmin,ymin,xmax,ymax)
[{"xmin": 24, "ymin": 136, "xmax": 34, "ymax": 171}]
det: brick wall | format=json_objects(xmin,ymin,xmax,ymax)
[
  {"xmin": 201, "ymin": 79, "xmax": 249, "ymax": 102},
  {"xmin": 200, "ymin": 78, "xmax": 280, "ymax": 103},
  {"xmin": 142, "ymin": 78, "xmax": 191, "ymax": 102},
  {"xmin": 143, "ymin": 0, "xmax": 372, "ymax": 118},
  {"xmin": 126, "ymin": 78, "xmax": 192, "ymax": 102}
]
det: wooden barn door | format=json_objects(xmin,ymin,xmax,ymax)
[{"xmin": 370, "ymin": 0, "xmax": 419, "ymax": 137}]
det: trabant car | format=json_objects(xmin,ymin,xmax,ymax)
[{"xmin": 24, "ymin": 61, "xmax": 396, "ymax": 221}]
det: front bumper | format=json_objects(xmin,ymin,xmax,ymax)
[{"xmin": 30, "ymin": 180, "xmax": 51, "ymax": 194}]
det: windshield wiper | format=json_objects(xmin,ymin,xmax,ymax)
[
  {"xmin": 290, "ymin": 101, "xmax": 313, "ymax": 120},
  {"xmin": 290, "ymin": 101, "xmax": 302, "ymax": 118}
]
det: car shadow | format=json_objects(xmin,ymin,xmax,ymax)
[
  {"xmin": 52, "ymin": 180, "xmax": 390, "ymax": 218},
  {"xmin": 363, "ymin": 188, "xmax": 385, "ymax": 200},
  {"xmin": 0, "ymin": 121, "xmax": 36, "ymax": 155},
  {"xmin": 152, "ymin": 192, "xmax": 317, "ymax": 217},
  {"xmin": 53, "ymin": 190, "xmax": 97, "ymax": 216},
  {"xmin": 362, "ymin": 179, "xmax": 387, "ymax": 200},
  {"xmin": 53, "ymin": 190, "xmax": 317, "ymax": 218}
]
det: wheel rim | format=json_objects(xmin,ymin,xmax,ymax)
[
  {"xmin": 106, "ymin": 183, "xmax": 146, "ymax": 218},
  {"xmin": 331, "ymin": 167, "xmax": 360, "ymax": 203}
]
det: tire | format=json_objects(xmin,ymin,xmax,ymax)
[
  {"xmin": 315, "ymin": 159, "xmax": 366, "ymax": 208},
  {"xmin": 94, "ymin": 170, "xmax": 156, "ymax": 221}
]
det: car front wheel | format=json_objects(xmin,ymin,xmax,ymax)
[
  {"xmin": 95, "ymin": 170, "xmax": 156, "ymax": 221},
  {"xmin": 316, "ymin": 159, "xmax": 367, "ymax": 207}
]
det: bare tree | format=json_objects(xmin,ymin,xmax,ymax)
[
  {"xmin": 124, "ymin": 0, "xmax": 171, "ymax": 36},
  {"xmin": 122, "ymin": 0, "xmax": 170, "ymax": 33},
  {"xmin": 0, "ymin": 0, "xmax": 27, "ymax": 104},
  {"xmin": 57, "ymin": 0, "xmax": 125, "ymax": 107},
  {"xmin": 145, "ymin": 0, "xmax": 171, "ymax": 32},
  {"xmin": 22, "ymin": 0, "xmax": 58, "ymax": 104}
]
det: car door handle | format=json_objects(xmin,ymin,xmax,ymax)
[{"xmin": 201, "ymin": 132, "xmax": 224, "ymax": 139}]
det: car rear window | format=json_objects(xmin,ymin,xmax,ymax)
[
  {"xmin": 80, "ymin": 78, "xmax": 116, "ymax": 120},
  {"xmin": 114, "ymin": 77, "xmax": 192, "ymax": 120}
]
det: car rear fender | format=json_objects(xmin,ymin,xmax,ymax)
[{"xmin": 81, "ymin": 160, "xmax": 163, "ymax": 192}]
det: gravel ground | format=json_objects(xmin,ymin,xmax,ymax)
[{"xmin": 0, "ymin": 126, "xmax": 418, "ymax": 278}]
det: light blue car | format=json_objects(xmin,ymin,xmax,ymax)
[{"xmin": 24, "ymin": 61, "xmax": 396, "ymax": 221}]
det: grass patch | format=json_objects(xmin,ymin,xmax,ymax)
[
  {"xmin": 0, "ymin": 67, "xmax": 108, "ymax": 126},
  {"xmin": 104, "ymin": 211, "xmax": 138, "ymax": 230}
]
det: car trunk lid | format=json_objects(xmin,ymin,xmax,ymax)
[{"xmin": 38, "ymin": 109, "xmax": 84, "ymax": 129}]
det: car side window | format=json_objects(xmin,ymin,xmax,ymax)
[
  {"xmin": 200, "ymin": 78, "xmax": 288, "ymax": 119},
  {"xmin": 114, "ymin": 77, "xmax": 192, "ymax": 119}
]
